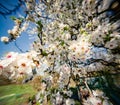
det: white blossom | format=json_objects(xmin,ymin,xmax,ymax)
[{"xmin": 1, "ymin": 36, "xmax": 9, "ymax": 43}]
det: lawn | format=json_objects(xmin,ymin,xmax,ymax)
[{"xmin": 0, "ymin": 83, "xmax": 37, "ymax": 105}]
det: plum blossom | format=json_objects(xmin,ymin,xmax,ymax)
[
  {"xmin": 65, "ymin": 98, "xmax": 75, "ymax": 105},
  {"xmin": 92, "ymin": 90, "xmax": 104, "ymax": 97},
  {"xmin": 0, "ymin": 51, "xmax": 39, "ymax": 81},
  {"xmin": 83, "ymin": 95, "xmax": 102, "ymax": 105},
  {"xmin": 21, "ymin": 22, "xmax": 29, "ymax": 31},
  {"xmin": 105, "ymin": 38, "xmax": 118, "ymax": 49},
  {"xmin": 1, "ymin": 36, "xmax": 9, "ymax": 43},
  {"xmin": 56, "ymin": 92, "xmax": 63, "ymax": 105}
]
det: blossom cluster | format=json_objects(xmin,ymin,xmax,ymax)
[
  {"xmin": 1, "ymin": 18, "xmax": 29, "ymax": 43},
  {"xmin": 0, "ymin": 51, "xmax": 39, "ymax": 82}
]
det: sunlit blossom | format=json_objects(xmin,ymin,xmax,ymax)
[
  {"xmin": 1, "ymin": 36, "xmax": 9, "ymax": 43},
  {"xmin": 105, "ymin": 38, "xmax": 118, "ymax": 49},
  {"xmin": 66, "ymin": 98, "xmax": 75, "ymax": 105}
]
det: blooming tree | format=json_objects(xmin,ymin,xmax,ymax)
[{"xmin": 0, "ymin": 0, "xmax": 120, "ymax": 104}]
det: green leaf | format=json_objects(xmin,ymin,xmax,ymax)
[
  {"xmin": 75, "ymin": 100, "xmax": 81, "ymax": 105},
  {"xmin": 41, "ymin": 50, "xmax": 48, "ymax": 56},
  {"xmin": 10, "ymin": 16, "xmax": 16, "ymax": 20},
  {"xmin": 60, "ymin": 40, "xmax": 65, "ymax": 46},
  {"xmin": 104, "ymin": 34, "xmax": 111, "ymax": 42},
  {"xmin": 18, "ymin": 17, "xmax": 24, "ymax": 21},
  {"xmin": 63, "ymin": 26, "xmax": 69, "ymax": 31},
  {"xmin": 37, "ymin": 34, "xmax": 40, "ymax": 38},
  {"xmin": 37, "ymin": 21, "xmax": 43, "ymax": 32},
  {"xmin": 80, "ymin": 28, "xmax": 85, "ymax": 32},
  {"xmin": 37, "ymin": 21, "xmax": 43, "ymax": 27},
  {"xmin": 36, "ymin": 101, "xmax": 40, "ymax": 105},
  {"xmin": 34, "ymin": 41, "xmax": 37, "ymax": 44}
]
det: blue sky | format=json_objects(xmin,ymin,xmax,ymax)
[{"xmin": 0, "ymin": 0, "xmax": 35, "ymax": 58}]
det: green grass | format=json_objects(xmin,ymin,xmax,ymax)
[{"xmin": 0, "ymin": 84, "xmax": 37, "ymax": 105}]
